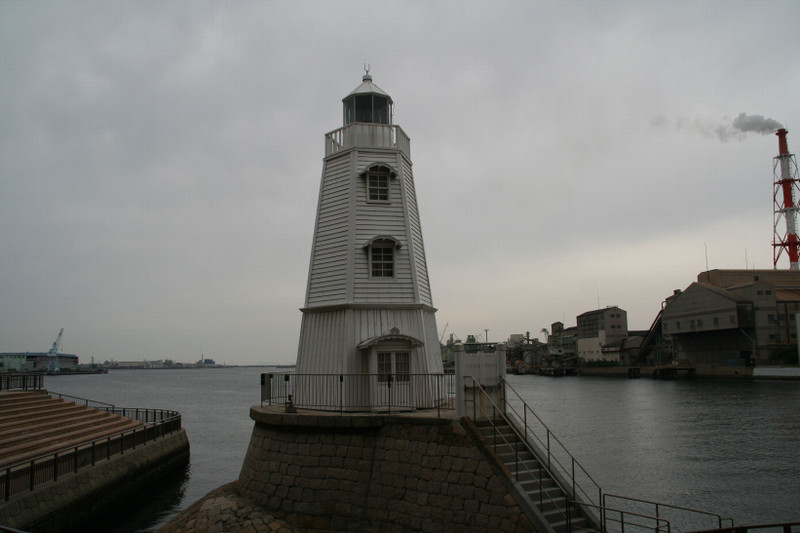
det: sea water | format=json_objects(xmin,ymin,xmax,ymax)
[{"xmin": 44, "ymin": 369, "xmax": 800, "ymax": 531}]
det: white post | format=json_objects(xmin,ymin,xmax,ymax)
[
  {"xmin": 496, "ymin": 342, "xmax": 507, "ymax": 381},
  {"xmin": 454, "ymin": 342, "xmax": 465, "ymax": 418}
]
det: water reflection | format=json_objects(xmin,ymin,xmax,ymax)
[
  {"xmin": 505, "ymin": 375, "xmax": 800, "ymax": 526},
  {"xmin": 70, "ymin": 460, "xmax": 191, "ymax": 533}
]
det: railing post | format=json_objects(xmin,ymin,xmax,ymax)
[
  {"xmin": 496, "ymin": 342, "xmax": 507, "ymax": 415},
  {"xmin": 29, "ymin": 460, "xmax": 35, "ymax": 492},
  {"xmin": 454, "ymin": 343, "xmax": 465, "ymax": 418},
  {"xmin": 261, "ymin": 373, "xmax": 269, "ymax": 406},
  {"xmin": 436, "ymin": 375, "xmax": 441, "ymax": 419},
  {"xmin": 572, "ymin": 458, "xmax": 576, "ymax": 499},
  {"xmin": 74, "ymin": 446, "xmax": 78, "ymax": 473},
  {"xmin": 4, "ymin": 467, "xmax": 9, "ymax": 501}
]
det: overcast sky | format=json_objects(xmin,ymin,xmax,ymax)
[{"xmin": 2, "ymin": 1, "xmax": 799, "ymax": 365}]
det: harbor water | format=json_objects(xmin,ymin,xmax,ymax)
[{"xmin": 44, "ymin": 368, "xmax": 800, "ymax": 531}]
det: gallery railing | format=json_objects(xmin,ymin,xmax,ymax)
[
  {"xmin": 260, "ymin": 372, "xmax": 455, "ymax": 417},
  {"xmin": 0, "ymin": 373, "xmax": 44, "ymax": 391},
  {"xmin": 1, "ymin": 402, "xmax": 182, "ymax": 501},
  {"xmin": 325, "ymin": 123, "xmax": 411, "ymax": 158}
]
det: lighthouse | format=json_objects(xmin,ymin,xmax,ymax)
[{"xmin": 295, "ymin": 71, "xmax": 441, "ymax": 407}]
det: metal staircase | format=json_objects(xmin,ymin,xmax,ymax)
[
  {"xmin": 463, "ymin": 377, "xmax": 734, "ymax": 533},
  {"xmin": 474, "ymin": 417, "xmax": 596, "ymax": 533}
]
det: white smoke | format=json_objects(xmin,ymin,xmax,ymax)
[
  {"xmin": 653, "ymin": 112, "xmax": 784, "ymax": 142},
  {"xmin": 731, "ymin": 113, "xmax": 783, "ymax": 134}
]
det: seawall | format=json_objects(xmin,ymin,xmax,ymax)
[
  {"xmin": 0, "ymin": 428, "xmax": 189, "ymax": 532},
  {"xmin": 162, "ymin": 407, "xmax": 533, "ymax": 532},
  {"xmin": 579, "ymin": 365, "xmax": 756, "ymax": 379}
]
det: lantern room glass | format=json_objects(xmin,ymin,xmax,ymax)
[{"xmin": 343, "ymin": 94, "xmax": 391, "ymax": 126}]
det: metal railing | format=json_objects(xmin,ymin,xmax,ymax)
[
  {"xmin": 466, "ymin": 376, "xmax": 736, "ymax": 533},
  {"xmin": 578, "ymin": 500, "xmax": 671, "ymax": 533},
  {"xmin": 501, "ymin": 377, "xmax": 604, "ymax": 515},
  {"xmin": 1, "ymin": 401, "xmax": 182, "ymax": 501},
  {"xmin": 603, "ymin": 495, "xmax": 734, "ymax": 532},
  {"xmin": 0, "ymin": 374, "xmax": 43, "ymax": 391},
  {"xmin": 261, "ymin": 372, "xmax": 455, "ymax": 417},
  {"xmin": 325, "ymin": 123, "xmax": 411, "ymax": 158},
  {"xmin": 466, "ymin": 376, "xmax": 598, "ymax": 531},
  {"xmin": 685, "ymin": 522, "xmax": 800, "ymax": 533}
]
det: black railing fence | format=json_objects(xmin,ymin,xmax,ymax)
[
  {"xmin": 0, "ymin": 374, "xmax": 43, "ymax": 391},
  {"xmin": 1, "ymin": 400, "xmax": 182, "ymax": 502},
  {"xmin": 261, "ymin": 372, "xmax": 455, "ymax": 416}
]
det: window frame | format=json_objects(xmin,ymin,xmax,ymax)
[
  {"xmin": 369, "ymin": 239, "xmax": 396, "ymax": 278},
  {"xmin": 367, "ymin": 171, "xmax": 390, "ymax": 203}
]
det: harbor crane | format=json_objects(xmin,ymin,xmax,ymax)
[{"xmin": 47, "ymin": 328, "xmax": 64, "ymax": 373}]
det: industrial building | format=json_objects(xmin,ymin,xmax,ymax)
[
  {"xmin": 660, "ymin": 269, "xmax": 800, "ymax": 366},
  {"xmin": 576, "ymin": 306, "xmax": 629, "ymax": 362},
  {"xmin": 0, "ymin": 353, "xmax": 78, "ymax": 372}
]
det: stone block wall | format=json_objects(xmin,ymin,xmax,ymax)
[{"xmin": 238, "ymin": 409, "xmax": 532, "ymax": 532}]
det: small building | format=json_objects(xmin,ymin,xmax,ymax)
[
  {"xmin": 548, "ymin": 321, "xmax": 577, "ymax": 356},
  {"xmin": 576, "ymin": 306, "xmax": 628, "ymax": 362}
]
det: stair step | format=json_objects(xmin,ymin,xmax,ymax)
[
  {"xmin": 0, "ymin": 405, "xmax": 102, "ymax": 433},
  {"xmin": 0, "ymin": 410, "xmax": 120, "ymax": 447},
  {"xmin": 0, "ymin": 393, "xmax": 145, "ymax": 468},
  {"xmin": 549, "ymin": 515, "xmax": 592, "ymax": 533}
]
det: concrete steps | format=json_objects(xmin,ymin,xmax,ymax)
[
  {"xmin": 475, "ymin": 419, "xmax": 595, "ymax": 533},
  {"xmin": 0, "ymin": 391, "xmax": 144, "ymax": 469}
]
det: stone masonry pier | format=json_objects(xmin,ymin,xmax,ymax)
[{"xmin": 161, "ymin": 405, "xmax": 533, "ymax": 532}]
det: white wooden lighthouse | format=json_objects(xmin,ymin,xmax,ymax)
[{"xmin": 295, "ymin": 72, "xmax": 441, "ymax": 407}]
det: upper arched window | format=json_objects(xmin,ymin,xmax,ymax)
[
  {"xmin": 367, "ymin": 166, "xmax": 391, "ymax": 202},
  {"xmin": 360, "ymin": 165, "xmax": 397, "ymax": 203}
]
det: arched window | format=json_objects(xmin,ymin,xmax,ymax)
[
  {"xmin": 364, "ymin": 236, "xmax": 401, "ymax": 278},
  {"xmin": 367, "ymin": 167, "xmax": 390, "ymax": 202},
  {"xmin": 370, "ymin": 240, "xmax": 395, "ymax": 277},
  {"xmin": 360, "ymin": 164, "xmax": 396, "ymax": 203}
]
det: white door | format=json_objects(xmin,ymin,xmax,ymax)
[{"xmin": 374, "ymin": 351, "xmax": 413, "ymax": 410}]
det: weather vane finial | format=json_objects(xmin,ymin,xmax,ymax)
[{"xmin": 364, "ymin": 63, "xmax": 370, "ymax": 76}]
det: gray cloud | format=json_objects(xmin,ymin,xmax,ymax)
[{"xmin": 1, "ymin": 1, "xmax": 799, "ymax": 364}]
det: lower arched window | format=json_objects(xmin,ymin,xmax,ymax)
[{"xmin": 370, "ymin": 240, "xmax": 395, "ymax": 277}]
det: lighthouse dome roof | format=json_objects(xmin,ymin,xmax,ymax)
[{"xmin": 344, "ymin": 73, "xmax": 393, "ymax": 104}]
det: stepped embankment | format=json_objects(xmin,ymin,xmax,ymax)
[{"xmin": 0, "ymin": 390, "xmax": 189, "ymax": 532}]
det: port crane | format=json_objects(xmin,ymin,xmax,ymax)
[{"xmin": 47, "ymin": 328, "xmax": 64, "ymax": 372}]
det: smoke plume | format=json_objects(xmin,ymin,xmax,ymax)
[
  {"xmin": 653, "ymin": 112, "xmax": 784, "ymax": 142},
  {"xmin": 731, "ymin": 113, "xmax": 783, "ymax": 135}
]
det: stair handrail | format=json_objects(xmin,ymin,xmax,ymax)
[
  {"xmin": 603, "ymin": 494, "xmax": 734, "ymax": 531},
  {"xmin": 495, "ymin": 377, "xmax": 737, "ymax": 533},
  {"xmin": 575, "ymin": 499, "xmax": 672, "ymax": 533},
  {"xmin": 500, "ymin": 377, "xmax": 604, "ymax": 511},
  {"xmin": 47, "ymin": 391, "xmax": 115, "ymax": 410},
  {"xmin": 467, "ymin": 377, "xmax": 595, "ymax": 531}
]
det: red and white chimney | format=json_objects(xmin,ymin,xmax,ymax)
[{"xmin": 773, "ymin": 128, "xmax": 800, "ymax": 270}]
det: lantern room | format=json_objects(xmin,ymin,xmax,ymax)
[{"xmin": 342, "ymin": 72, "xmax": 393, "ymax": 126}]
